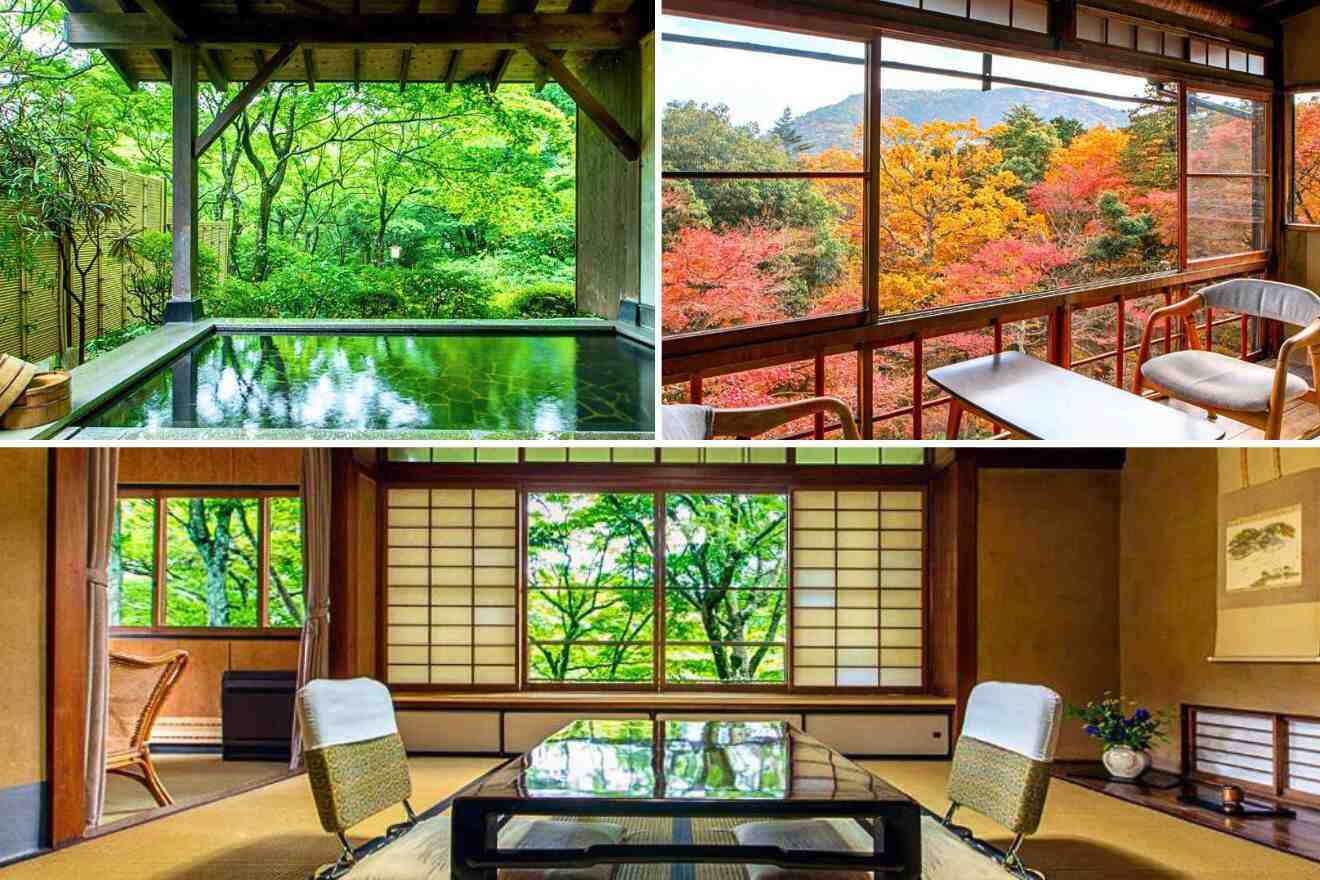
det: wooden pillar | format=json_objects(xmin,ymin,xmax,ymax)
[
  {"xmin": 167, "ymin": 42, "xmax": 201, "ymax": 322},
  {"xmin": 48, "ymin": 449, "xmax": 90, "ymax": 847}
]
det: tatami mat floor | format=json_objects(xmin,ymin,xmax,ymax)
[
  {"xmin": 4, "ymin": 758, "xmax": 1318, "ymax": 879},
  {"xmin": 101, "ymin": 753, "xmax": 290, "ymax": 825}
]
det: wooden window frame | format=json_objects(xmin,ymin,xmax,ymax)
[
  {"xmin": 1183, "ymin": 703, "xmax": 1320, "ymax": 810},
  {"xmin": 379, "ymin": 461, "xmax": 931, "ymax": 697},
  {"xmin": 1285, "ymin": 86, "xmax": 1320, "ymax": 231},
  {"xmin": 660, "ymin": 31, "xmax": 876, "ymax": 349},
  {"xmin": 1185, "ymin": 88, "xmax": 1273, "ymax": 267},
  {"xmin": 111, "ymin": 485, "xmax": 303, "ymax": 637},
  {"xmin": 661, "ymin": 5, "xmax": 1279, "ymax": 438}
]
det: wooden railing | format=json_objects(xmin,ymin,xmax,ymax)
[{"xmin": 662, "ymin": 256, "xmax": 1270, "ymax": 439}]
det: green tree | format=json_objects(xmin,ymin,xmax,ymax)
[
  {"xmin": 526, "ymin": 493, "xmax": 656, "ymax": 682},
  {"xmin": 989, "ymin": 104, "xmax": 1060, "ymax": 199},
  {"xmin": 664, "ymin": 494, "xmax": 788, "ymax": 683},
  {"xmin": 1050, "ymin": 115, "xmax": 1086, "ymax": 147},
  {"xmin": 770, "ymin": 106, "xmax": 807, "ymax": 155}
]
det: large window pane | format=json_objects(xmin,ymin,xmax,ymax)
[
  {"xmin": 1188, "ymin": 175, "xmax": 1266, "ymax": 259},
  {"xmin": 662, "ymin": 17, "xmax": 865, "ymax": 335},
  {"xmin": 664, "ymin": 494, "xmax": 788, "ymax": 684},
  {"xmin": 877, "ymin": 61, "xmax": 1176, "ymax": 317},
  {"xmin": 164, "ymin": 498, "xmax": 261, "ymax": 627},
  {"xmin": 110, "ymin": 498, "xmax": 155, "ymax": 627},
  {"xmin": 526, "ymin": 493, "xmax": 656, "ymax": 683},
  {"xmin": 1188, "ymin": 92, "xmax": 1267, "ymax": 174},
  {"xmin": 266, "ymin": 497, "xmax": 305, "ymax": 627},
  {"xmin": 1293, "ymin": 92, "xmax": 1320, "ymax": 224}
]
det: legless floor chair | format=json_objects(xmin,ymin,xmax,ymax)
[
  {"xmin": 298, "ymin": 678, "xmax": 625, "ymax": 880},
  {"xmin": 107, "ymin": 649, "xmax": 189, "ymax": 807},
  {"xmin": 730, "ymin": 682, "xmax": 1062, "ymax": 880}
]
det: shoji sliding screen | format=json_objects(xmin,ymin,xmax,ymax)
[
  {"xmin": 385, "ymin": 487, "xmax": 519, "ymax": 686},
  {"xmin": 791, "ymin": 489, "xmax": 925, "ymax": 689}
]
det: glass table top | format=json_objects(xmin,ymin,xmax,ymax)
[{"xmin": 466, "ymin": 719, "xmax": 909, "ymax": 804}]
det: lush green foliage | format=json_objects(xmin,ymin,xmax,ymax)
[
  {"xmin": 109, "ymin": 496, "xmax": 304, "ymax": 628},
  {"xmin": 664, "ymin": 494, "xmax": 787, "ymax": 683},
  {"xmin": 0, "ymin": 1, "xmax": 582, "ymax": 363},
  {"xmin": 525, "ymin": 492, "xmax": 788, "ymax": 685}
]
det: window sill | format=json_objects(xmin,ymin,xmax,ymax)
[
  {"xmin": 390, "ymin": 690, "xmax": 954, "ymax": 711},
  {"xmin": 110, "ymin": 627, "xmax": 302, "ymax": 639}
]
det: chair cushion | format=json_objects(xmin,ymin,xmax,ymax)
[
  {"xmin": 661, "ymin": 404, "xmax": 714, "ymax": 440},
  {"xmin": 962, "ymin": 682, "xmax": 1062, "ymax": 763},
  {"xmin": 299, "ymin": 678, "xmax": 398, "ymax": 750},
  {"xmin": 731, "ymin": 818, "xmax": 873, "ymax": 880},
  {"xmin": 347, "ymin": 815, "xmax": 625, "ymax": 880},
  {"xmin": 1142, "ymin": 350, "xmax": 1309, "ymax": 413},
  {"xmin": 1198, "ymin": 279, "xmax": 1320, "ymax": 327},
  {"xmin": 920, "ymin": 814, "xmax": 1020, "ymax": 879}
]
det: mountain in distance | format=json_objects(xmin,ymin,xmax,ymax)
[{"xmin": 786, "ymin": 87, "xmax": 1131, "ymax": 153}]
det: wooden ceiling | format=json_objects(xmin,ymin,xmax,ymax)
[{"xmin": 62, "ymin": 1, "xmax": 643, "ymax": 89}]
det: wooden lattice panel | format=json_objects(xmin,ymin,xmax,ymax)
[
  {"xmin": 386, "ymin": 487, "xmax": 519, "ymax": 686},
  {"xmin": 791, "ymin": 490, "xmax": 924, "ymax": 689}
]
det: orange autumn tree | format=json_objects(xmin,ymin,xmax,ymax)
[
  {"xmin": 1030, "ymin": 126, "xmax": 1131, "ymax": 249},
  {"xmin": 873, "ymin": 117, "xmax": 1044, "ymax": 312},
  {"xmin": 1294, "ymin": 98, "xmax": 1320, "ymax": 223}
]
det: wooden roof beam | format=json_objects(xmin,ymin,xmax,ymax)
[
  {"xmin": 444, "ymin": 48, "xmax": 463, "ymax": 91},
  {"xmin": 65, "ymin": 0, "xmax": 138, "ymax": 89},
  {"xmin": 195, "ymin": 43, "xmax": 297, "ymax": 158},
  {"xmin": 1263, "ymin": 0, "xmax": 1320, "ymax": 20},
  {"xmin": 524, "ymin": 42, "xmax": 638, "ymax": 161},
  {"xmin": 304, "ymin": 46, "xmax": 317, "ymax": 90},
  {"xmin": 491, "ymin": 49, "xmax": 514, "ymax": 89},
  {"xmin": 134, "ymin": 0, "xmax": 190, "ymax": 41},
  {"xmin": 399, "ymin": 47, "xmax": 413, "ymax": 93},
  {"xmin": 64, "ymin": 12, "xmax": 642, "ymax": 51},
  {"xmin": 201, "ymin": 48, "xmax": 229, "ymax": 91}
]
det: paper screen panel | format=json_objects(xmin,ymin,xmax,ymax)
[
  {"xmin": 386, "ymin": 487, "xmax": 519, "ymax": 686},
  {"xmin": 1193, "ymin": 709, "xmax": 1276, "ymax": 788},
  {"xmin": 791, "ymin": 489, "xmax": 924, "ymax": 689},
  {"xmin": 1286, "ymin": 718, "xmax": 1320, "ymax": 798}
]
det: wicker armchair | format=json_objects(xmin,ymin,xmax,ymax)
[{"xmin": 107, "ymin": 650, "xmax": 189, "ymax": 807}]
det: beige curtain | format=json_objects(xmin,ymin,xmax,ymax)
[
  {"xmin": 84, "ymin": 448, "xmax": 119, "ymax": 828},
  {"xmin": 291, "ymin": 448, "xmax": 332, "ymax": 769}
]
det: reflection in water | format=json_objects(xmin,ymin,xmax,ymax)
[
  {"xmin": 518, "ymin": 720, "xmax": 791, "ymax": 800},
  {"xmin": 87, "ymin": 332, "xmax": 652, "ymax": 433}
]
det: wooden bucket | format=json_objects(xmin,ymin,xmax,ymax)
[{"xmin": 1, "ymin": 371, "xmax": 72, "ymax": 429}]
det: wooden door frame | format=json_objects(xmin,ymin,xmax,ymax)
[{"xmin": 48, "ymin": 448, "xmax": 90, "ymax": 848}]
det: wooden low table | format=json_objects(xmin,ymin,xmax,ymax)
[
  {"xmin": 450, "ymin": 719, "xmax": 921, "ymax": 879},
  {"xmin": 928, "ymin": 351, "xmax": 1227, "ymax": 441}
]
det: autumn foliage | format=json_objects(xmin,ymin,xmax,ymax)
[{"xmin": 662, "ymin": 92, "xmax": 1194, "ymax": 437}]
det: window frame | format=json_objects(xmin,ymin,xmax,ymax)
[
  {"xmin": 660, "ymin": 29, "xmax": 878, "ymax": 348},
  {"xmin": 1287, "ymin": 86, "xmax": 1320, "ymax": 230},
  {"xmin": 110, "ymin": 486, "xmax": 304, "ymax": 638},
  {"xmin": 1184, "ymin": 87, "xmax": 1273, "ymax": 266},
  {"xmin": 660, "ymin": 11, "xmax": 1276, "ymax": 366},
  {"xmin": 380, "ymin": 457, "xmax": 932, "ymax": 696}
]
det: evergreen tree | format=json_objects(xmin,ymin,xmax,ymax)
[
  {"xmin": 770, "ymin": 106, "xmax": 807, "ymax": 155},
  {"xmin": 1050, "ymin": 115, "xmax": 1086, "ymax": 147},
  {"xmin": 988, "ymin": 104, "xmax": 1061, "ymax": 200}
]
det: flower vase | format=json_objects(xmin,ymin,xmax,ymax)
[{"xmin": 1102, "ymin": 746, "xmax": 1152, "ymax": 780}]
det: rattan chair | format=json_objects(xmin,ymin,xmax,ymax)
[
  {"xmin": 107, "ymin": 649, "xmax": 189, "ymax": 807},
  {"xmin": 1133, "ymin": 279, "xmax": 1320, "ymax": 439}
]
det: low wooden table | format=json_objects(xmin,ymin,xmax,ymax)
[
  {"xmin": 450, "ymin": 719, "xmax": 922, "ymax": 879},
  {"xmin": 928, "ymin": 351, "xmax": 1227, "ymax": 441}
]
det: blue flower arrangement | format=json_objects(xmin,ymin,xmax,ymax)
[{"xmin": 1066, "ymin": 693, "xmax": 1170, "ymax": 751}]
